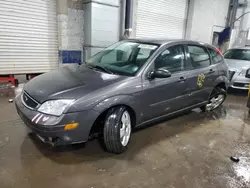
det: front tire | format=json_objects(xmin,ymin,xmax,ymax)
[
  {"xmin": 103, "ymin": 106, "xmax": 132, "ymax": 154},
  {"xmin": 201, "ymin": 87, "xmax": 226, "ymax": 112}
]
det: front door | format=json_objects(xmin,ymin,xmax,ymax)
[{"xmin": 141, "ymin": 45, "xmax": 190, "ymax": 121}]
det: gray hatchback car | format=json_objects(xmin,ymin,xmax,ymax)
[{"xmin": 15, "ymin": 39, "xmax": 229, "ymax": 153}]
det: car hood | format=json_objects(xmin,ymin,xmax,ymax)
[
  {"xmin": 24, "ymin": 65, "xmax": 127, "ymax": 103},
  {"xmin": 225, "ymin": 59, "xmax": 250, "ymax": 71}
]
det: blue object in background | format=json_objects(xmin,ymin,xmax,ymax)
[
  {"xmin": 59, "ymin": 50, "xmax": 82, "ymax": 64},
  {"xmin": 218, "ymin": 27, "xmax": 231, "ymax": 46}
]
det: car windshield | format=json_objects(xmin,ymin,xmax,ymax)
[
  {"xmin": 86, "ymin": 41, "xmax": 159, "ymax": 76},
  {"xmin": 224, "ymin": 49, "xmax": 250, "ymax": 61}
]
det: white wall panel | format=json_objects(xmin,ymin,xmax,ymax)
[
  {"xmin": 186, "ymin": 0, "xmax": 230, "ymax": 44},
  {"xmin": 91, "ymin": 2, "xmax": 119, "ymax": 47},
  {"xmin": 0, "ymin": 0, "xmax": 58, "ymax": 74},
  {"xmin": 84, "ymin": 0, "xmax": 120, "ymax": 58}
]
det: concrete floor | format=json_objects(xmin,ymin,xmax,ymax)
[{"xmin": 1, "ymin": 87, "xmax": 250, "ymax": 188}]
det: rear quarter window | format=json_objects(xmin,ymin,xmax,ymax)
[
  {"xmin": 207, "ymin": 48, "xmax": 223, "ymax": 64},
  {"xmin": 187, "ymin": 45, "xmax": 211, "ymax": 69}
]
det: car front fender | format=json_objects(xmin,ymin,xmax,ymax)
[{"xmin": 92, "ymin": 95, "xmax": 140, "ymax": 123}]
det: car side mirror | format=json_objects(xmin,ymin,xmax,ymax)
[
  {"xmin": 147, "ymin": 68, "xmax": 171, "ymax": 80},
  {"xmin": 246, "ymin": 68, "xmax": 250, "ymax": 79}
]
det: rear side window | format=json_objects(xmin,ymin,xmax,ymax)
[
  {"xmin": 187, "ymin": 45, "xmax": 210, "ymax": 69},
  {"xmin": 208, "ymin": 48, "xmax": 223, "ymax": 64}
]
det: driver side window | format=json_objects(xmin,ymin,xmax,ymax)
[{"xmin": 155, "ymin": 45, "xmax": 185, "ymax": 73}]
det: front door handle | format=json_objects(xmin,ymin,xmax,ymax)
[{"xmin": 178, "ymin": 76, "xmax": 187, "ymax": 82}]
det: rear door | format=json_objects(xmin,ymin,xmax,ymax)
[
  {"xmin": 184, "ymin": 44, "xmax": 218, "ymax": 106},
  {"xmin": 207, "ymin": 47, "xmax": 226, "ymax": 76}
]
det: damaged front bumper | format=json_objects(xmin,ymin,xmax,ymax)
[{"xmin": 15, "ymin": 94, "xmax": 99, "ymax": 146}]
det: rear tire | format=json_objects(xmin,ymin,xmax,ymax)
[
  {"xmin": 201, "ymin": 87, "xmax": 226, "ymax": 112},
  {"xmin": 103, "ymin": 106, "xmax": 132, "ymax": 154}
]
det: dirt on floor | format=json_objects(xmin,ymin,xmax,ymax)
[{"xmin": 0, "ymin": 86, "xmax": 250, "ymax": 188}]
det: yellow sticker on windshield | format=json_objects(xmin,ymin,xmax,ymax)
[{"xmin": 197, "ymin": 73, "xmax": 205, "ymax": 88}]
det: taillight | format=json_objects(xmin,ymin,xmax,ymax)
[{"xmin": 216, "ymin": 48, "xmax": 223, "ymax": 56}]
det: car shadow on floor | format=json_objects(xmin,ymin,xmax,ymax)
[
  {"xmin": 227, "ymin": 88, "xmax": 248, "ymax": 96},
  {"xmin": 20, "ymin": 106, "xmax": 228, "ymax": 165}
]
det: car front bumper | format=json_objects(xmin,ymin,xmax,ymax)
[
  {"xmin": 229, "ymin": 70, "xmax": 250, "ymax": 90},
  {"xmin": 15, "ymin": 94, "xmax": 100, "ymax": 146}
]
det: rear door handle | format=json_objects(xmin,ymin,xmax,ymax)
[
  {"xmin": 178, "ymin": 76, "xmax": 187, "ymax": 82},
  {"xmin": 209, "ymin": 69, "xmax": 215, "ymax": 73}
]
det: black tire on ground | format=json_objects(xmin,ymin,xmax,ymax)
[
  {"xmin": 200, "ymin": 87, "xmax": 227, "ymax": 112},
  {"xmin": 103, "ymin": 106, "xmax": 131, "ymax": 154}
]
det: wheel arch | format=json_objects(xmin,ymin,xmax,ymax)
[
  {"xmin": 213, "ymin": 75, "xmax": 229, "ymax": 91},
  {"xmin": 89, "ymin": 96, "xmax": 138, "ymax": 137},
  {"xmin": 202, "ymin": 80, "xmax": 227, "ymax": 112},
  {"xmin": 207, "ymin": 76, "xmax": 228, "ymax": 102},
  {"xmin": 207, "ymin": 78, "xmax": 227, "ymax": 100},
  {"xmin": 215, "ymin": 82, "xmax": 227, "ymax": 91}
]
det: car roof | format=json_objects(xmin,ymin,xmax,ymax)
[
  {"xmin": 125, "ymin": 38, "xmax": 216, "ymax": 49},
  {"xmin": 126, "ymin": 38, "xmax": 208, "ymax": 45},
  {"xmin": 229, "ymin": 46, "xmax": 250, "ymax": 50}
]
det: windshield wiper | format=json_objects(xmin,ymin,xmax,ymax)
[{"xmin": 87, "ymin": 65, "xmax": 114, "ymax": 74}]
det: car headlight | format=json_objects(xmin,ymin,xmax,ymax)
[
  {"xmin": 38, "ymin": 99, "xmax": 75, "ymax": 116},
  {"xmin": 239, "ymin": 69, "xmax": 247, "ymax": 76}
]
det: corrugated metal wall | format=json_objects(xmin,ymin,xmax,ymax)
[
  {"xmin": 0, "ymin": 0, "xmax": 58, "ymax": 74},
  {"xmin": 135, "ymin": 0, "xmax": 189, "ymax": 39}
]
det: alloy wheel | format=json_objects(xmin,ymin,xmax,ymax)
[
  {"xmin": 120, "ymin": 111, "xmax": 131, "ymax": 146},
  {"xmin": 206, "ymin": 94, "xmax": 225, "ymax": 111}
]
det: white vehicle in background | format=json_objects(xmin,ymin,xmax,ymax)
[{"xmin": 225, "ymin": 47, "xmax": 250, "ymax": 90}]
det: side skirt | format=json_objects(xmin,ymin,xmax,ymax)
[{"xmin": 136, "ymin": 101, "xmax": 208, "ymax": 128}]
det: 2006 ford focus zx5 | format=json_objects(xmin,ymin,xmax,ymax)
[{"xmin": 15, "ymin": 39, "xmax": 229, "ymax": 154}]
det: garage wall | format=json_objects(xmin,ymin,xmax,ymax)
[
  {"xmin": 57, "ymin": 0, "xmax": 84, "ymax": 64},
  {"xmin": 241, "ymin": 2, "xmax": 250, "ymax": 31},
  {"xmin": 83, "ymin": 0, "xmax": 120, "ymax": 59},
  {"xmin": 230, "ymin": 0, "xmax": 250, "ymax": 47},
  {"xmin": 0, "ymin": 0, "xmax": 58, "ymax": 74},
  {"xmin": 58, "ymin": 0, "xmax": 120, "ymax": 62},
  {"xmin": 186, "ymin": 0, "xmax": 230, "ymax": 44}
]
